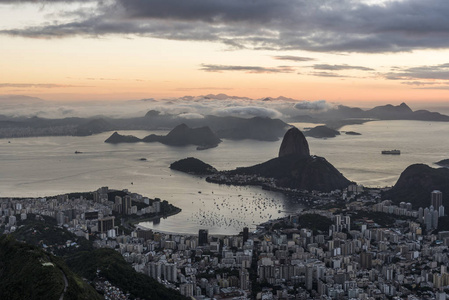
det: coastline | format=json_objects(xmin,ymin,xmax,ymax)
[{"xmin": 128, "ymin": 208, "xmax": 182, "ymax": 228}]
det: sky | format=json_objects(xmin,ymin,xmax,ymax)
[{"xmin": 1, "ymin": 0, "xmax": 449, "ymax": 108}]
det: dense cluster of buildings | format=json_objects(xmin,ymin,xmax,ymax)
[
  {"xmin": 91, "ymin": 189, "xmax": 449, "ymax": 300},
  {"xmin": 0, "ymin": 186, "xmax": 162, "ymax": 239},
  {"xmin": 1, "ymin": 186, "xmax": 448, "ymax": 299}
]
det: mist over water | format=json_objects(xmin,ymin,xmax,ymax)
[{"xmin": 1, "ymin": 120, "xmax": 448, "ymax": 234}]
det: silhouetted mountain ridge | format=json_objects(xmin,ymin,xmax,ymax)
[
  {"xmin": 105, "ymin": 124, "xmax": 222, "ymax": 148},
  {"xmin": 0, "ymin": 235, "xmax": 102, "ymax": 300},
  {"xmin": 384, "ymin": 164, "xmax": 449, "ymax": 209}
]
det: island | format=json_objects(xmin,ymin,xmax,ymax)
[
  {"xmin": 304, "ymin": 125, "xmax": 340, "ymax": 138},
  {"xmin": 345, "ymin": 131, "xmax": 362, "ymax": 135},
  {"xmin": 436, "ymin": 159, "xmax": 449, "ymax": 167},
  {"xmin": 105, "ymin": 123, "xmax": 222, "ymax": 149},
  {"xmin": 170, "ymin": 157, "xmax": 217, "ymax": 175}
]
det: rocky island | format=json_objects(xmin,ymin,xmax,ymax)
[
  {"xmin": 304, "ymin": 125, "xmax": 340, "ymax": 138},
  {"xmin": 105, "ymin": 132, "xmax": 141, "ymax": 144},
  {"xmin": 436, "ymin": 159, "xmax": 449, "ymax": 167},
  {"xmin": 105, "ymin": 124, "xmax": 222, "ymax": 149},
  {"xmin": 345, "ymin": 131, "xmax": 362, "ymax": 135},
  {"xmin": 170, "ymin": 157, "xmax": 217, "ymax": 175}
]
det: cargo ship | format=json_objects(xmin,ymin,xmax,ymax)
[{"xmin": 381, "ymin": 149, "xmax": 400, "ymax": 155}]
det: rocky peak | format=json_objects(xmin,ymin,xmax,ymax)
[
  {"xmin": 278, "ymin": 127, "xmax": 310, "ymax": 158},
  {"xmin": 398, "ymin": 102, "xmax": 413, "ymax": 112}
]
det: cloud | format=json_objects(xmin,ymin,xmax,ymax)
[
  {"xmin": 178, "ymin": 112, "xmax": 205, "ymax": 119},
  {"xmin": 0, "ymin": 0, "xmax": 90, "ymax": 2},
  {"xmin": 401, "ymin": 81, "xmax": 442, "ymax": 86},
  {"xmin": 0, "ymin": 83, "xmax": 89, "ymax": 88},
  {"xmin": 294, "ymin": 100, "xmax": 333, "ymax": 111},
  {"xmin": 214, "ymin": 106, "xmax": 282, "ymax": 118},
  {"xmin": 174, "ymin": 87, "xmax": 234, "ymax": 91},
  {"xmin": 0, "ymin": 92, "xmax": 337, "ymax": 120},
  {"xmin": 309, "ymin": 72, "xmax": 349, "ymax": 78},
  {"xmin": 414, "ymin": 86, "xmax": 449, "ymax": 90},
  {"xmin": 3, "ymin": 0, "xmax": 449, "ymax": 53},
  {"xmin": 85, "ymin": 77, "xmax": 118, "ymax": 81},
  {"xmin": 273, "ymin": 56, "xmax": 315, "ymax": 62},
  {"xmin": 200, "ymin": 64, "xmax": 295, "ymax": 73},
  {"xmin": 313, "ymin": 64, "xmax": 374, "ymax": 71},
  {"xmin": 384, "ymin": 63, "xmax": 449, "ymax": 85}
]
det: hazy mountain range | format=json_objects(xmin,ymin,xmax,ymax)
[{"xmin": 0, "ymin": 94, "xmax": 448, "ymax": 140}]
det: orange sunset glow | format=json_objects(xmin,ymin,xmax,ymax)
[{"xmin": 1, "ymin": 0, "xmax": 449, "ymax": 109}]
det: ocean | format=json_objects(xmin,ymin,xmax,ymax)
[{"xmin": 0, "ymin": 120, "xmax": 448, "ymax": 234}]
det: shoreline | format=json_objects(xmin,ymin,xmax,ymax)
[{"xmin": 128, "ymin": 208, "xmax": 182, "ymax": 228}]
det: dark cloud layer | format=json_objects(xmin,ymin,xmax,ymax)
[
  {"xmin": 200, "ymin": 64, "xmax": 295, "ymax": 73},
  {"xmin": 385, "ymin": 63, "xmax": 449, "ymax": 83},
  {"xmin": 2, "ymin": 0, "xmax": 449, "ymax": 53},
  {"xmin": 273, "ymin": 56, "xmax": 315, "ymax": 62},
  {"xmin": 309, "ymin": 72, "xmax": 349, "ymax": 78},
  {"xmin": 0, "ymin": 83, "xmax": 87, "ymax": 88},
  {"xmin": 313, "ymin": 64, "xmax": 374, "ymax": 71}
]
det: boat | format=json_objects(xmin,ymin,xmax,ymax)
[
  {"xmin": 381, "ymin": 149, "xmax": 400, "ymax": 155},
  {"xmin": 74, "ymin": 151, "xmax": 83, "ymax": 154}
]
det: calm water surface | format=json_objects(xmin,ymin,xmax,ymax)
[{"xmin": 0, "ymin": 120, "xmax": 448, "ymax": 234}]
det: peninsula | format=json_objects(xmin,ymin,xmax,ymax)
[{"xmin": 171, "ymin": 127, "xmax": 352, "ymax": 192}]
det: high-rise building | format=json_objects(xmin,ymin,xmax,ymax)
[
  {"xmin": 136, "ymin": 229, "xmax": 154, "ymax": 241},
  {"xmin": 114, "ymin": 196, "xmax": 122, "ymax": 214},
  {"xmin": 344, "ymin": 216, "xmax": 351, "ymax": 231},
  {"xmin": 360, "ymin": 251, "xmax": 372, "ymax": 269},
  {"xmin": 305, "ymin": 265, "xmax": 313, "ymax": 290},
  {"xmin": 56, "ymin": 211, "xmax": 65, "ymax": 225},
  {"xmin": 418, "ymin": 207, "xmax": 424, "ymax": 221},
  {"xmin": 432, "ymin": 190, "xmax": 443, "ymax": 209},
  {"xmin": 243, "ymin": 227, "xmax": 249, "ymax": 243},
  {"xmin": 424, "ymin": 207, "xmax": 432, "ymax": 230},
  {"xmin": 148, "ymin": 261, "xmax": 162, "ymax": 280},
  {"xmin": 8, "ymin": 215, "xmax": 16, "ymax": 226},
  {"xmin": 123, "ymin": 195, "xmax": 132, "ymax": 215},
  {"xmin": 85, "ymin": 211, "xmax": 99, "ymax": 220},
  {"xmin": 240, "ymin": 269, "xmax": 250, "ymax": 290},
  {"xmin": 198, "ymin": 229, "xmax": 208, "ymax": 246},
  {"xmin": 163, "ymin": 263, "xmax": 177, "ymax": 282},
  {"xmin": 98, "ymin": 216, "xmax": 115, "ymax": 233},
  {"xmin": 153, "ymin": 198, "xmax": 161, "ymax": 213},
  {"xmin": 433, "ymin": 210, "xmax": 439, "ymax": 229},
  {"xmin": 179, "ymin": 283, "xmax": 194, "ymax": 297}
]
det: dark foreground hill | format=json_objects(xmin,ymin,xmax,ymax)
[
  {"xmin": 0, "ymin": 235, "xmax": 102, "ymax": 300},
  {"xmin": 66, "ymin": 248, "xmax": 188, "ymax": 300},
  {"xmin": 5, "ymin": 212, "xmax": 187, "ymax": 300},
  {"xmin": 384, "ymin": 164, "xmax": 449, "ymax": 209}
]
